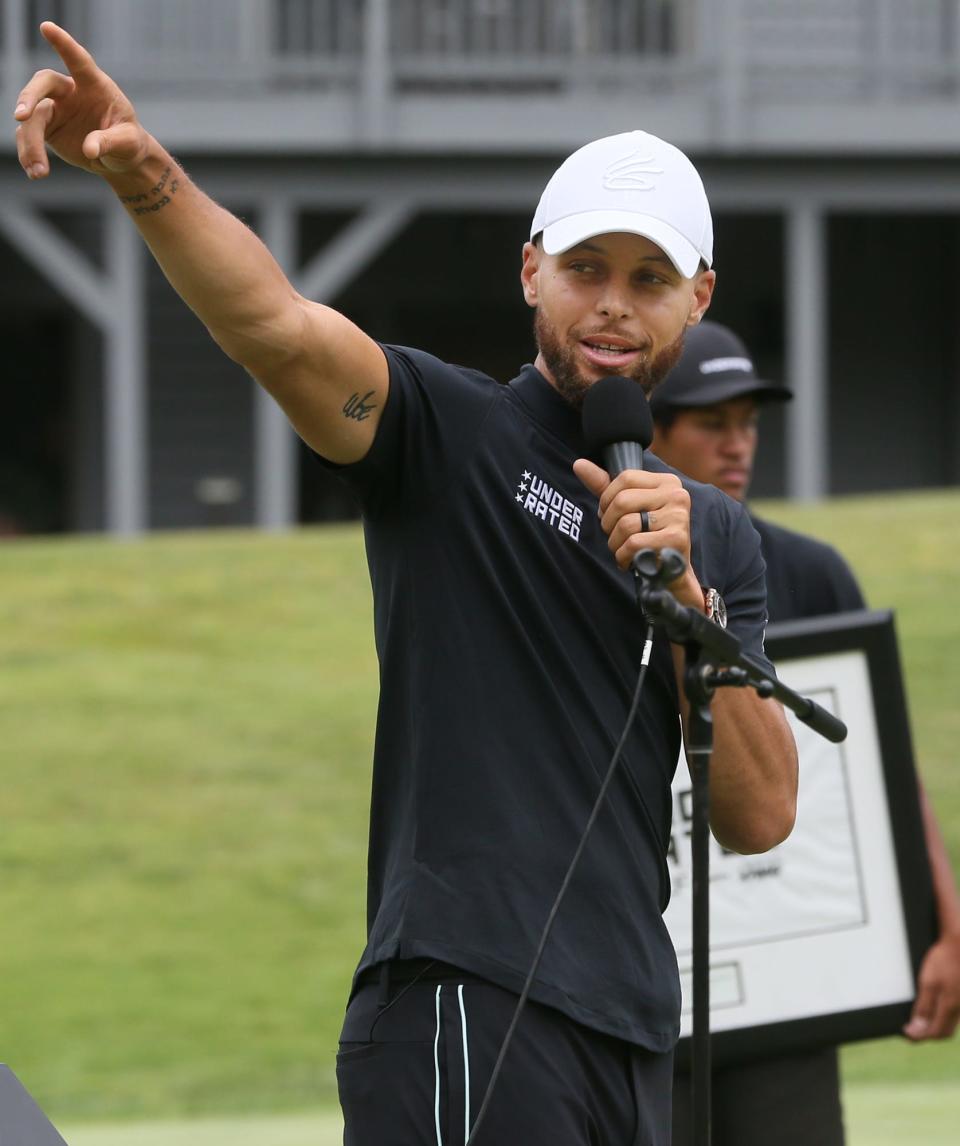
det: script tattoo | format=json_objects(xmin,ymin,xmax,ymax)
[
  {"xmin": 149, "ymin": 166, "xmax": 172, "ymax": 197},
  {"xmin": 342, "ymin": 391, "xmax": 377, "ymax": 422},
  {"xmin": 133, "ymin": 178, "xmax": 180, "ymax": 216},
  {"xmin": 119, "ymin": 165, "xmax": 183, "ymax": 216}
]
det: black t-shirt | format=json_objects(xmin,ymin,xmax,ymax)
[
  {"xmin": 749, "ymin": 515, "xmax": 866, "ymax": 623},
  {"xmin": 330, "ymin": 346, "xmax": 774, "ymax": 1051}
]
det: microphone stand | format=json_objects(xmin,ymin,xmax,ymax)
[{"xmin": 631, "ymin": 549, "xmax": 846, "ymax": 1146}]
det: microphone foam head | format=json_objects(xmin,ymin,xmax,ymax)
[{"xmin": 581, "ymin": 376, "xmax": 654, "ymax": 457}]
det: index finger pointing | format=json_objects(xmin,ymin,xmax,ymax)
[{"xmin": 40, "ymin": 20, "xmax": 100, "ymax": 81}]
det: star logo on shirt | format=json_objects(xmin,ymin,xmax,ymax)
[{"xmin": 512, "ymin": 466, "xmax": 585, "ymax": 544}]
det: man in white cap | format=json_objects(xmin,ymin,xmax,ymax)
[
  {"xmin": 16, "ymin": 24, "xmax": 798, "ymax": 1143},
  {"xmin": 652, "ymin": 321, "xmax": 960, "ymax": 1146}
]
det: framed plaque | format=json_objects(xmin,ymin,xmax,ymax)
[{"xmin": 664, "ymin": 610, "xmax": 936, "ymax": 1065}]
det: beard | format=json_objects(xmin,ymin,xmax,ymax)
[{"xmin": 534, "ymin": 308, "xmax": 686, "ymax": 410}]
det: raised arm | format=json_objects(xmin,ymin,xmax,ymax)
[{"xmin": 14, "ymin": 21, "xmax": 386, "ymax": 464}]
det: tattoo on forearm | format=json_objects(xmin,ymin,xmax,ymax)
[
  {"xmin": 132, "ymin": 177, "xmax": 180, "ymax": 217},
  {"xmin": 120, "ymin": 165, "xmax": 182, "ymax": 216},
  {"xmin": 149, "ymin": 166, "xmax": 172, "ymax": 197},
  {"xmin": 342, "ymin": 391, "xmax": 377, "ymax": 422},
  {"xmin": 119, "ymin": 165, "xmax": 171, "ymax": 203}
]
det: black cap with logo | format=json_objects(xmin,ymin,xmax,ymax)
[{"xmin": 650, "ymin": 321, "xmax": 793, "ymax": 417}]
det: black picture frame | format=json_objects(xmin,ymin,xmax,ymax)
[{"xmin": 670, "ymin": 609, "xmax": 937, "ymax": 1068}]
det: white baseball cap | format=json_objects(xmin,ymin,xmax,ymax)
[{"xmin": 530, "ymin": 130, "xmax": 713, "ymax": 277}]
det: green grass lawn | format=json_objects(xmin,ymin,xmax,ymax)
[
  {"xmin": 1, "ymin": 528, "xmax": 375, "ymax": 1120},
  {"xmin": 1, "ymin": 491, "xmax": 958, "ymax": 1131},
  {"xmin": 54, "ymin": 1082, "xmax": 960, "ymax": 1145}
]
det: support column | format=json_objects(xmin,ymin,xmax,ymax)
[
  {"xmin": 0, "ymin": 198, "xmax": 147, "ymax": 535},
  {"xmin": 104, "ymin": 209, "xmax": 148, "ymax": 535},
  {"xmin": 0, "ymin": 201, "xmax": 111, "ymax": 326},
  {"xmin": 361, "ymin": 0, "xmax": 391, "ymax": 144},
  {"xmin": 296, "ymin": 201, "xmax": 415, "ymax": 301},
  {"xmin": 785, "ymin": 201, "xmax": 829, "ymax": 500},
  {"xmin": 255, "ymin": 199, "xmax": 299, "ymax": 531},
  {"xmin": 715, "ymin": 0, "xmax": 745, "ymax": 148}
]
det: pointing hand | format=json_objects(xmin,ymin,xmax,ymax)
[{"xmin": 14, "ymin": 21, "xmax": 149, "ymax": 180}]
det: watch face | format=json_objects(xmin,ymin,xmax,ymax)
[{"xmin": 705, "ymin": 588, "xmax": 728, "ymax": 628}]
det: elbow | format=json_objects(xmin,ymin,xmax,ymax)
[
  {"xmin": 211, "ymin": 321, "xmax": 297, "ymax": 379},
  {"xmin": 739, "ymin": 803, "xmax": 797, "ymax": 854},
  {"xmin": 209, "ymin": 292, "xmax": 307, "ymax": 378},
  {"xmin": 708, "ymin": 718, "xmax": 800, "ymax": 854},
  {"xmin": 714, "ymin": 791, "xmax": 798, "ymax": 856}
]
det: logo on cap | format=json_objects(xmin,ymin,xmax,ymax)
[
  {"xmin": 602, "ymin": 149, "xmax": 664, "ymax": 192},
  {"xmin": 699, "ymin": 357, "xmax": 753, "ymax": 375}
]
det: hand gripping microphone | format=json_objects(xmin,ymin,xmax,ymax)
[
  {"xmin": 580, "ymin": 376, "xmax": 689, "ymax": 584},
  {"xmin": 581, "ymin": 374, "xmax": 654, "ymax": 476}
]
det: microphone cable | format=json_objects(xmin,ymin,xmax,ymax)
[{"xmin": 465, "ymin": 618, "xmax": 656, "ymax": 1144}]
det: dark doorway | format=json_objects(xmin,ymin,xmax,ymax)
[
  {"xmin": 1, "ymin": 309, "xmax": 70, "ymax": 535},
  {"xmin": 829, "ymin": 213, "xmax": 960, "ymax": 493}
]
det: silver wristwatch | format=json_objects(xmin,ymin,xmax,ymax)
[{"xmin": 702, "ymin": 587, "xmax": 728, "ymax": 628}]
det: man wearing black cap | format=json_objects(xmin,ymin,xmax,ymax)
[
  {"xmin": 649, "ymin": 320, "xmax": 863, "ymax": 619},
  {"xmin": 653, "ymin": 320, "xmax": 960, "ymax": 1146}
]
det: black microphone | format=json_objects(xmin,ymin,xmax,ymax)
[{"xmin": 581, "ymin": 375, "xmax": 654, "ymax": 475}]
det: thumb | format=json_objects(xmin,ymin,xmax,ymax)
[
  {"xmin": 903, "ymin": 977, "xmax": 937, "ymax": 1041},
  {"xmin": 573, "ymin": 457, "xmax": 610, "ymax": 499},
  {"xmin": 82, "ymin": 124, "xmax": 147, "ymax": 170}
]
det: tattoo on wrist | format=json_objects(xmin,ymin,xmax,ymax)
[
  {"xmin": 343, "ymin": 391, "xmax": 377, "ymax": 422},
  {"xmin": 119, "ymin": 164, "xmax": 170, "ymax": 203},
  {"xmin": 149, "ymin": 166, "xmax": 172, "ymax": 197},
  {"xmin": 132, "ymin": 176, "xmax": 180, "ymax": 217},
  {"xmin": 119, "ymin": 165, "xmax": 182, "ymax": 216}
]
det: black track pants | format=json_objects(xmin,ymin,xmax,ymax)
[{"xmin": 337, "ymin": 960, "xmax": 674, "ymax": 1146}]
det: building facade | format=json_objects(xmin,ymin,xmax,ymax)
[{"xmin": 2, "ymin": 0, "xmax": 959, "ymax": 534}]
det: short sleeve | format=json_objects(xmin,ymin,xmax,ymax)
[
  {"xmin": 316, "ymin": 344, "xmax": 500, "ymax": 515},
  {"xmin": 720, "ymin": 506, "xmax": 776, "ymax": 673},
  {"xmin": 690, "ymin": 489, "xmax": 775, "ymax": 675}
]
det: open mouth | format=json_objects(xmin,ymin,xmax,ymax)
[{"xmin": 579, "ymin": 338, "xmax": 644, "ymax": 369}]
